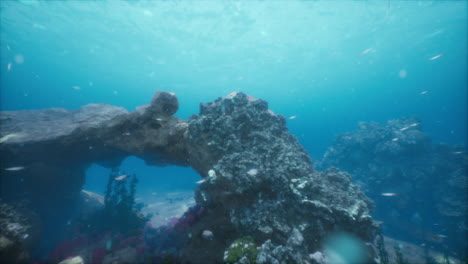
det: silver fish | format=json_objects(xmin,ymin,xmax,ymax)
[
  {"xmin": 5, "ymin": 166, "xmax": 25, "ymax": 171},
  {"xmin": 381, "ymin": 193, "xmax": 399, "ymax": 197},
  {"xmin": 114, "ymin": 175, "xmax": 130, "ymax": 181},
  {"xmin": 429, "ymin": 54, "xmax": 444, "ymax": 61},
  {"xmin": 359, "ymin": 48, "xmax": 373, "ymax": 56}
]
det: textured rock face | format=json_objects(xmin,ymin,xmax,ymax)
[
  {"xmin": 0, "ymin": 91, "xmax": 188, "ymax": 258},
  {"xmin": 0, "ymin": 200, "xmax": 41, "ymax": 264},
  {"xmin": 319, "ymin": 117, "xmax": 467, "ymax": 241},
  {"xmin": 0, "ymin": 91, "xmax": 377, "ymax": 263},
  {"xmin": 182, "ymin": 92, "xmax": 376, "ymax": 263}
]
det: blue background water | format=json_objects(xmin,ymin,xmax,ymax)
[{"xmin": 1, "ymin": 0, "xmax": 466, "ymax": 248}]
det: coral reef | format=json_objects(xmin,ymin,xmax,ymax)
[
  {"xmin": 1, "ymin": 91, "xmax": 377, "ymax": 263},
  {"xmin": 0, "ymin": 200, "xmax": 40, "ymax": 263},
  {"xmin": 182, "ymin": 92, "xmax": 376, "ymax": 263},
  {"xmin": 78, "ymin": 170, "xmax": 149, "ymax": 235},
  {"xmin": 224, "ymin": 236, "xmax": 258, "ymax": 263},
  {"xmin": 319, "ymin": 117, "xmax": 467, "ymax": 255}
]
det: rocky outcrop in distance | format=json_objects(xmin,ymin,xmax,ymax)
[
  {"xmin": 319, "ymin": 117, "xmax": 467, "ymax": 250},
  {"xmin": 0, "ymin": 91, "xmax": 377, "ymax": 263}
]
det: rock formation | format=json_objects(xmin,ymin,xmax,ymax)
[
  {"xmin": 182, "ymin": 92, "xmax": 376, "ymax": 263},
  {"xmin": 319, "ymin": 117, "xmax": 467, "ymax": 251},
  {"xmin": 0, "ymin": 91, "xmax": 377, "ymax": 263}
]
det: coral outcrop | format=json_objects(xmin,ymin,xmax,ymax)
[
  {"xmin": 181, "ymin": 92, "xmax": 376, "ymax": 263},
  {"xmin": 319, "ymin": 117, "xmax": 467, "ymax": 250},
  {"xmin": 0, "ymin": 200, "xmax": 40, "ymax": 263},
  {"xmin": 0, "ymin": 91, "xmax": 188, "ymax": 257},
  {"xmin": 0, "ymin": 91, "xmax": 377, "ymax": 263}
]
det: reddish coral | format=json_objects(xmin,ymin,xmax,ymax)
[
  {"xmin": 48, "ymin": 236, "xmax": 88, "ymax": 261},
  {"xmin": 92, "ymin": 247, "xmax": 106, "ymax": 264}
]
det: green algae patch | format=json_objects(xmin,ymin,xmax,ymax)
[{"xmin": 224, "ymin": 236, "xmax": 258, "ymax": 263}]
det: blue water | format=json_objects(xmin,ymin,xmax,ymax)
[
  {"xmin": 1, "ymin": 1, "xmax": 466, "ymax": 158},
  {"xmin": 1, "ymin": 0, "xmax": 467, "ymax": 260}
]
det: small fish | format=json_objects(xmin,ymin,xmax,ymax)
[
  {"xmin": 155, "ymin": 118, "xmax": 163, "ymax": 121},
  {"xmin": 453, "ymin": 151, "xmax": 464, "ymax": 155},
  {"xmin": 409, "ymin": 123, "xmax": 420, "ymax": 127},
  {"xmin": 359, "ymin": 48, "xmax": 373, "ymax": 56},
  {"xmin": 72, "ymin": 86, "xmax": 81, "ymax": 90},
  {"xmin": 247, "ymin": 168, "xmax": 258, "ymax": 176},
  {"xmin": 22, "ymin": 234, "xmax": 29, "ymax": 239},
  {"xmin": 5, "ymin": 166, "xmax": 25, "ymax": 171},
  {"xmin": 420, "ymin": 91, "xmax": 428, "ymax": 95},
  {"xmin": 392, "ymin": 138, "xmax": 399, "ymax": 142},
  {"xmin": 429, "ymin": 54, "xmax": 444, "ymax": 61},
  {"xmin": 288, "ymin": 116, "xmax": 297, "ymax": 120},
  {"xmin": 195, "ymin": 179, "xmax": 206, "ymax": 184},
  {"xmin": 122, "ymin": 132, "xmax": 131, "ymax": 136},
  {"xmin": 7, "ymin": 62, "xmax": 12, "ymax": 72},
  {"xmin": 114, "ymin": 175, "xmax": 130, "ymax": 181},
  {"xmin": 429, "ymin": 234, "xmax": 447, "ymax": 241},
  {"xmin": 381, "ymin": 192, "xmax": 399, "ymax": 197},
  {"xmin": 400, "ymin": 126, "xmax": 410, "ymax": 131}
]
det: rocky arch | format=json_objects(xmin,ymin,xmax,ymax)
[{"xmin": 0, "ymin": 91, "xmax": 376, "ymax": 263}]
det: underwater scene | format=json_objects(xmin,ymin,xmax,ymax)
[{"xmin": 0, "ymin": 1, "xmax": 466, "ymax": 264}]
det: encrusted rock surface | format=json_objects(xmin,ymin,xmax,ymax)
[
  {"xmin": 319, "ymin": 117, "xmax": 467, "ymax": 242},
  {"xmin": 0, "ymin": 91, "xmax": 188, "ymax": 258},
  {"xmin": 182, "ymin": 92, "xmax": 376, "ymax": 263},
  {"xmin": 1, "ymin": 91, "xmax": 377, "ymax": 263},
  {"xmin": 0, "ymin": 200, "xmax": 41, "ymax": 263}
]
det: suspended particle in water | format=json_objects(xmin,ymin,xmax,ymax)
[
  {"xmin": 14, "ymin": 54, "xmax": 24, "ymax": 64},
  {"xmin": 143, "ymin": 9, "xmax": 153, "ymax": 17},
  {"xmin": 398, "ymin": 69, "xmax": 407, "ymax": 79}
]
